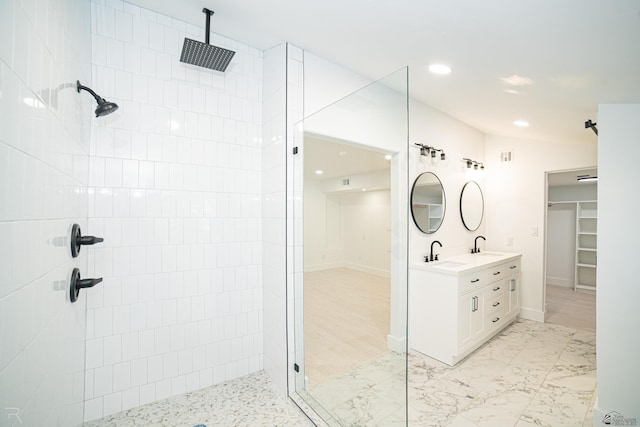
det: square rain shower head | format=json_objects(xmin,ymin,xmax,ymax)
[{"xmin": 180, "ymin": 38, "xmax": 236, "ymax": 72}]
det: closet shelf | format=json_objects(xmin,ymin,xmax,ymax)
[{"xmin": 575, "ymin": 201, "xmax": 597, "ymax": 291}]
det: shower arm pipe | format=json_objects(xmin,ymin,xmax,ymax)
[
  {"xmin": 76, "ymin": 81, "xmax": 104, "ymax": 104},
  {"xmin": 203, "ymin": 8, "xmax": 214, "ymax": 44}
]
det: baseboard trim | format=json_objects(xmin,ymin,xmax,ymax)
[
  {"xmin": 546, "ymin": 277, "xmax": 573, "ymax": 288},
  {"xmin": 387, "ymin": 334, "xmax": 406, "ymax": 353},
  {"xmin": 520, "ymin": 307, "xmax": 545, "ymax": 322},
  {"xmin": 344, "ymin": 262, "xmax": 391, "ymax": 278}
]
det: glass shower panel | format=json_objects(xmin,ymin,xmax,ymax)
[{"xmin": 292, "ymin": 68, "xmax": 409, "ymax": 426}]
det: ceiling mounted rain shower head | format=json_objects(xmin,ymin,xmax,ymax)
[
  {"xmin": 76, "ymin": 81, "xmax": 119, "ymax": 117},
  {"xmin": 180, "ymin": 8, "xmax": 236, "ymax": 72}
]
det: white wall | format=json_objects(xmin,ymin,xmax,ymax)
[
  {"xmin": 594, "ymin": 104, "xmax": 640, "ymax": 423},
  {"xmin": 84, "ymin": 2, "xmax": 264, "ymax": 420},
  {"xmin": 408, "ymin": 101, "xmax": 487, "ymax": 263},
  {"xmin": 303, "ymin": 179, "xmax": 343, "ymax": 271},
  {"xmin": 0, "ymin": 0, "xmax": 91, "ymax": 425},
  {"xmin": 546, "ymin": 203, "xmax": 576, "ymax": 287},
  {"xmin": 485, "ymin": 135, "xmax": 597, "ymax": 321},
  {"xmin": 341, "ymin": 190, "xmax": 391, "ymax": 276}
]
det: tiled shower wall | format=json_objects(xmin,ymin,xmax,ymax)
[
  {"xmin": 0, "ymin": 0, "xmax": 92, "ymax": 425},
  {"xmin": 84, "ymin": 1, "xmax": 264, "ymax": 420}
]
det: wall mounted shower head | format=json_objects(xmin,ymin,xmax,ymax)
[
  {"xmin": 180, "ymin": 8, "xmax": 236, "ymax": 72},
  {"xmin": 76, "ymin": 80, "xmax": 119, "ymax": 117}
]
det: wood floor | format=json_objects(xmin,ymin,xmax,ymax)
[
  {"xmin": 545, "ymin": 284, "xmax": 596, "ymax": 332},
  {"xmin": 304, "ymin": 268, "xmax": 390, "ymax": 386}
]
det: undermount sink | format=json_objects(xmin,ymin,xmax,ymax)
[{"xmin": 434, "ymin": 261, "xmax": 467, "ymax": 268}]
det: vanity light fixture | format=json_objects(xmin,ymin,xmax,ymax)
[
  {"xmin": 414, "ymin": 143, "xmax": 446, "ymax": 160},
  {"xmin": 463, "ymin": 158, "xmax": 485, "ymax": 170}
]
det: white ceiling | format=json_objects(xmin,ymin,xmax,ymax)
[
  {"xmin": 304, "ymin": 136, "xmax": 390, "ymax": 181},
  {"xmin": 548, "ymin": 167, "xmax": 598, "ymax": 187},
  {"xmin": 128, "ymin": 0, "xmax": 640, "ymax": 145}
]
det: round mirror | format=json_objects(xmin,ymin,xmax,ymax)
[
  {"xmin": 410, "ymin": 172, "xmax": 446, "ymax": 234},
  {"xmin": 460, "ymin": 181, "xmax": 484, "ymax": 231}
]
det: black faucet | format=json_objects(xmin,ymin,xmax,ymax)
[
  {"xmin": 472, "ymin": 236, "xmax": 486, "ymax": 254},
  {"xmin": 429, "ymin": 240, "xmax": 442, "ymax": 262}
]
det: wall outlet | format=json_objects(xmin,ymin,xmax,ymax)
[
  {"xmin": 531, "ymin": 227, "xmax": 538, "ymax": 237},
  {"xmin": 507, "ymin": 236, "xmax": 514, "ymax": 246}
]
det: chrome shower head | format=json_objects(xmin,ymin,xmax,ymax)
[
  {"xmin": 76, "ymin": 81, "xmax": 119, "ymax": 117},
  {"xmin": 180, "ymin": 8, "xmax": 235, "ymax": 72}
]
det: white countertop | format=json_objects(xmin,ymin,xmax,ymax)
[{"xmin": 411, "ymin": 251, "xmax": 521, "ymax": 276}]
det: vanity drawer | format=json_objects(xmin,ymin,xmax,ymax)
[
  {"xmin": 486, "ymin": 292, "xmax": 506, "ymax": 317},
  {"xmin": 487, "ymin": 264, "xmax": 506, "ymax": 283},
  {"xmin": 459, "ymin": 271, "xmax": 487, "ymax": 293},
  {"xmin": 505, "ymin": 258, "xmax": 521, "ymax": 275}
]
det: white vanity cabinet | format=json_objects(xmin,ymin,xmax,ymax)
[{"xmin": 409, "ymin": 253, "xmax": 521, "ymax": 366}]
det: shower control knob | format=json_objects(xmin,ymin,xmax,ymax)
[
  {"xmin": 70, "ymin": 224, "xmax": 104, "ymax": 257},
  {"xmin": 69, "ymin": 268, "xmax": 103, "ymax": 303}
]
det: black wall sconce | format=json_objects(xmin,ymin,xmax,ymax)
[
  {"xmin": 414, "ymin": 143, "xmax": 446, "ymax": 160},
  {"xmin": 462, "ymin": 158, "xmax": 485, "ymax": 170}
]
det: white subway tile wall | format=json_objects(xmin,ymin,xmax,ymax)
[
  {"xmin": 84, "ymin": 0, "xmax": 263, "ymax": 421},
  {"xmin": 0, "ymin": 0, "xmax": 92, "ymax": 425}
]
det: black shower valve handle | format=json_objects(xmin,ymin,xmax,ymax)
[
  {"xmin": 71, "ymin": 223, "xmax": 104, "ymax": 258},
  {"xmin": 69, "ymin": 268, "xmax": 104, "ymax": 303},
  {"xmin": 78, "ymin": 235, "xmax": 104, "ymax": 246},
  {"xmin": 77, "ymin": 277, "xmax": 103, "ymax": 290}
]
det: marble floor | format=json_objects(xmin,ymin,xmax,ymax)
[
  {"xmin": 86, "ymin": 319, "xmax": 596, "ymax": 427},
  {"xmin": 302, "ymin": 319, "xmax": 596, "ymax": 427}
]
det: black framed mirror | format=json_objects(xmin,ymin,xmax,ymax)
[
  {"xmin": 411, "ymin": 172, "xmax": 445, "ymax": 234},
  {"xmin": 460, "ymin": 181, "xmax": 484, "ymax": 231}
]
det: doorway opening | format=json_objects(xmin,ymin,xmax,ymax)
[{"xmin": 544, "ymin": 167, "xmax": 597, "ymax": 332}]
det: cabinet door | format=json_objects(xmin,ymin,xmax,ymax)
[
  {"xmin": 506, "ymin": 275, "xmax": 520, "ymax": 317},
  {"xmin": 457, "ymin": 293, "xmax": 475, "ymax": 352},
  {"xmin": 472, "ymin": 290, "xmax": 486, "ymax": 338}
]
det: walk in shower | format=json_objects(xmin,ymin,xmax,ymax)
[{"xmin": 290, "ymin": 68, "xmax": 409, "ymax": 425}]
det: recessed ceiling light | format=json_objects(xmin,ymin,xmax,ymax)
[
  {"xmin": 384, "ymin": 154, "xmax": 392, "ymax": 160},
  {"xmin": 501, "ymin": 74, "xmax": 534, "ymax": 86},
  {"xmin": 428, "ymin": 64, "xmax": 452, "ymax": 75},
  {"xmin": 315, "ymin": 170, "xmax": 324, "ymax": 175},
  {"xmin": 362, "ymin": 188, "xmax": 367, "ymax": 192},
  {"xmin": 513, "ymin": 120, "xmax": 530, "ymax": 128}
]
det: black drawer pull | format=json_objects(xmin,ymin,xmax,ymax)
[
  {"xmin": 493, "ymin": 302, "xmax": 500, "ymax": 307},
  {"xmin": 492, "ymin": 317, "xmax": 500, "ymax": 323},
  {"xmin": 493, "ymin": 271, "xmax": 501, "ymax": 276},
  {"xmin": 471, "ymin": 278, "xmax": 480, "ymax": 283},
  {"xmin": 493, "ymin": 286, "xmax": 500, "ymax": 291},
  {"xmin": 510, "ymin": 265, "xmax": 517, "ymax": 269}
]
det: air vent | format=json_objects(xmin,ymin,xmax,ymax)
[
  {"xmin": 500, "ymin": 151, "xmax": 514, "ymax": 163},
  {"xmin": 342, "ymin": 179, "xmax": 350, "ymax": 186}
]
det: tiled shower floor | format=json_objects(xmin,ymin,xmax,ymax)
[{"xmin": 86, "ymin": 319, "xmax": 596, "ymax": 426}]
